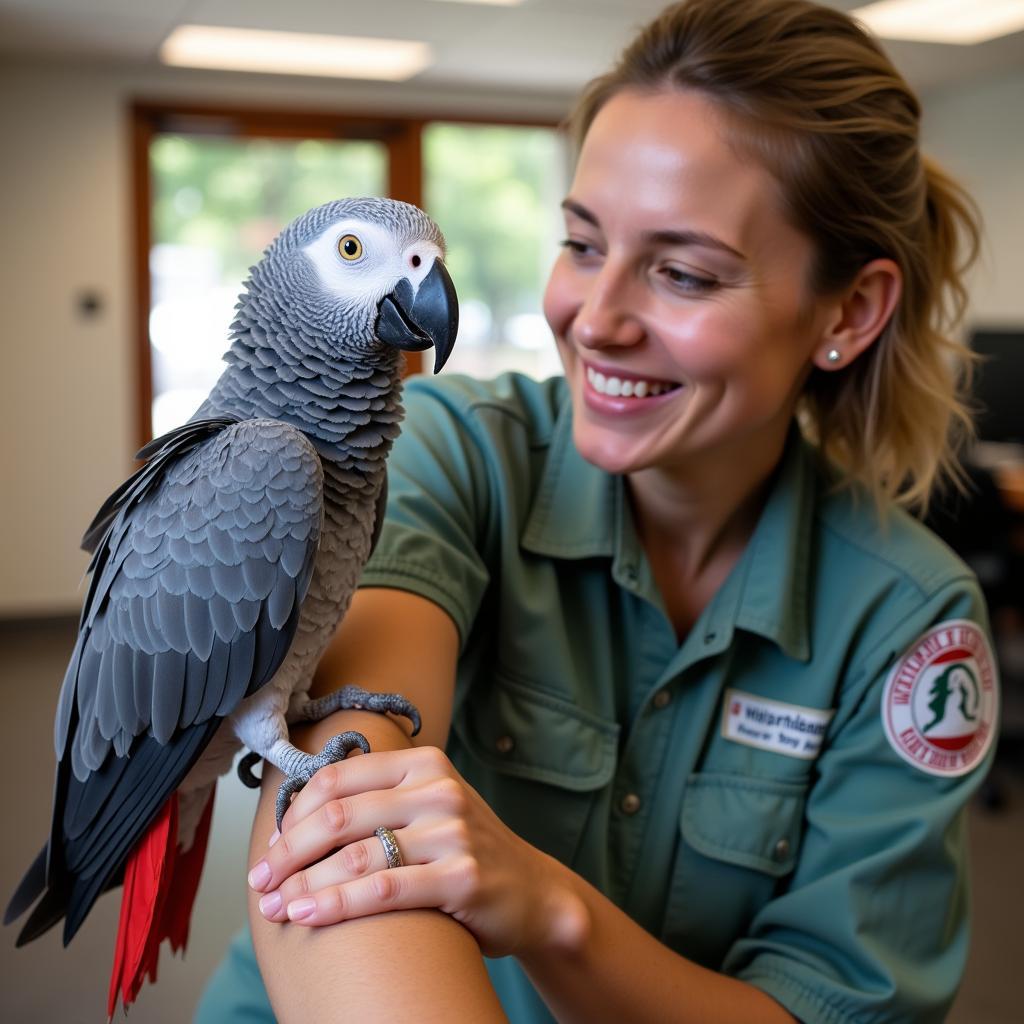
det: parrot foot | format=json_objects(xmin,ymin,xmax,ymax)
[
  {"xmin": 237, "ymin": 751, "xmax": 263, "ymax": 789},
  {"xmin": 298, "ymin": 684, "xmax": 422, "ymax": 737},
  {"xmin": 274, "ymin": 732, "xmax": 372, "ymax": 830}
]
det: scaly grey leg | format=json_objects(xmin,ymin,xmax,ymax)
[
  {"xmin": 272, "ymin": 732, "xmax": 372, "ymax": 829},
  {"xmin": 236, "ymin": 686, "xmax": 422, "ymax": 826},
  {"xmin": 297, "ymin": 684, "xmax": 422, "ymax": 737}
]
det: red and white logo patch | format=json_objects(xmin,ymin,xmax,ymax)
[{"xmin": 882, "ymin": 619, "xmax": 999, "ymax": 777}]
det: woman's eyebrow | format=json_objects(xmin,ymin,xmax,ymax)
[
  {"xmin": 561, "ymin": 198, "xmax": 745, "ymax": 261},
  {"xmin": 646, "ymin": 229, "xmax": 746, "ymax": 261},
  {"xmin": 561, "ymin": 198, "xmax": 600, "ymax": 226}
]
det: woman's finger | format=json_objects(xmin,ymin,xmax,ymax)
[
  {"xmin": 249, "ymin": 785, "xmax": 420, "ymax": 893},
  {"xmin": 280, "ymin": 862, "xmax": 461, "ymax": 927},
  {"xmin": 256, "ymin": 827, "xmax": 410, "ymax": 921},
  {"xmin": 276, "ymin": 747, "xmax": 415, "ymax": 833},
  {"xmin": 257, "ymin": 814, "xmax": 467, "ymax": 921}
]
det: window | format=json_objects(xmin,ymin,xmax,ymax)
[
  {"xmin": 134, "ymin": 105, "xmax": 566, "ymax": 447},
  {"xmin": 423, "ymin": 122, "xmax": 568, "ymax": 381}
]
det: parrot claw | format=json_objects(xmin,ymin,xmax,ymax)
[
  {"xmin": 274, "ymin": 731, "xmax": 372, "ymax": 830},
  {"xmin": 298, "ymin": 684, "xmax": 422, "ymax": 736},
  {"xmin": 237, "ymin": 751, "xmax": 263, "ymax": 789}
]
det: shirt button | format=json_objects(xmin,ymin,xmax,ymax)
[
  {"xmin": 773, "ymin": 837, "xmax": 791, "ymax": 861},
  {"xmin": 495, "ymin": 735, "xmax": 515, "ymax": 755},
  {"xmin": 620, "ymin": 793, "xmax": 642, "ymax": 815},
  {"xmin": 652, "ymin": 689, "xmax": 672, "ymax": 709}
]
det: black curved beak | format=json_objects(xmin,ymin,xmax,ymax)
[{"xmin": 375, "ymin": 259, "xmax": 459, "ymax": 374}]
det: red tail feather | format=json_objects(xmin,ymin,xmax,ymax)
[
  {"xmin": 107, "ymin": 790, "xmax": 216, "ymax": 1017},
  {"xmin": 163, "ymin": 792, "xmax": 215, "ymax": 954}
]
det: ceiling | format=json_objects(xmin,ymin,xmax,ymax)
[{"xmin": 0, "ymin": 0, "xmax": 1021, "ymax": 99}]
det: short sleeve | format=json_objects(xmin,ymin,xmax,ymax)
[
  {"xmin": 359, "ymin": 378, "xmax": 494, "ymax": 647},
  {"xmin": 725, "ymin": 579, "xmax": 998, "ymax": 1024}
]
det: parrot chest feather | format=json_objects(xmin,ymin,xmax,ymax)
[{"xmin": 179, "ymin": 456, "xmax": 384, "ymax": 818}]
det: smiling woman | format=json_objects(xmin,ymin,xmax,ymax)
[
  {"xmin": 196, "ymin": 4, "xmax": 994, "ymax": 1024},
  {"xmin": 546, "ymin": 88, "xmax": 859, "ymax": 499}
]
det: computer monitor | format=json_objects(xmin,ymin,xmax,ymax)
[{"xmin": 970, "ymin": 329, "xmax": 1024, "ymax": 445}]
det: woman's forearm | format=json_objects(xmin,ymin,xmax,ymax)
[
  {"xmin": 519, "ymin": 853, "xmax": 796, "ymax": 1024},
  {"xmin": 249, "ymin": 709, "xmax": 509, "ymax": 1024}
]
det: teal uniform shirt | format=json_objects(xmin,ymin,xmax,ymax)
[{"xmin": 197, "ymin": 372, "xmax": 998, "ymax": 1024}]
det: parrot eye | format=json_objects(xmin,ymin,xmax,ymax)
[{"xmin": 338, "ymin": 234, "xmax": 364, "ymax": 261}]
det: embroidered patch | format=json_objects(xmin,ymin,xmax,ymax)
[
  {"xmin": 882, "ymin": 619, "xmax": 999, "ymax": 777},
  {"xmin": 722, "ymin": 689, "xmax": 835, "ymax": 759}
]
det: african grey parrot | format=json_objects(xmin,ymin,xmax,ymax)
[{"xmin": 4, "ymin": 197, "xmax": 458, "ymax": 1015}]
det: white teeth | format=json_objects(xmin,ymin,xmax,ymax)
[{"xmin": 586, "ymin": 366, "xmax": 676, "ymax": 399}]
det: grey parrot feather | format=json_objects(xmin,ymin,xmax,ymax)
[
  {"xmin": 196, "ymin": 635, "xmax": 231, "ymax": 723},
  {"xmin": 183, "ymin": 591, "xmax": 216, "ymax": 661},
  {"xmin": 179, "ymin": 651, "xmax": 209, "ymax": 728}
]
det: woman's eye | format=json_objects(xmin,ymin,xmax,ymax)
[
  {"xmin": 662, "ymin": 266, "xmax": 716, "ymax": 294},
  {"xmin": 559, "ymin": 238, "xmax": 596, "ymax": 258},
  {"xmin": 338, "ymin": 234, "xmax": 364, "ymax": 261}
]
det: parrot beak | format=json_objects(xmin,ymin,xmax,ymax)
[{"xmin": 375, "ymin": 259, "xmax": 459, "ymax": 374}]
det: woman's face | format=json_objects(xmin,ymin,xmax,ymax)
[{"xmin": 544, "ymin": 88, "xmax": 834, "ymax": 479}]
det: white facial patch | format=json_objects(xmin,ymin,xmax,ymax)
[
  {"xmin": 302, "ymin": 218, "xmax": 442, "ymax": 304},
  {"xmin": 881, "ymin": 619, "xmax": 998, "ymax": 777},
  {"xmin": 721, "ymin": 689, "xmax": 834, "ymax": 759}
]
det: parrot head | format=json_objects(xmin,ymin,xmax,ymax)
[{"xmin": 244, "ymin": 197, "xmax": 458, "ymax": 374}]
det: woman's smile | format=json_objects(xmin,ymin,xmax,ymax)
[{"xmin": 582, "ymin": 360, "xmax": 684, "ymax": 414}]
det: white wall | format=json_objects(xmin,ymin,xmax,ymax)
[
  {"xmin": 921, "ymin": 68, "xmax": 1024, "ymax": 328},
  {"xmin": 0, "ymin": 57, "xmax": 569, "ymax": 616}
]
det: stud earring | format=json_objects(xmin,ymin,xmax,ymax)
[{"xmin": 826, "ymin": 348, "xmax": 842, "ymax": 364}]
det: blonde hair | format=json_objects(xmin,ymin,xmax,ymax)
[{"xmin": 571, "ymin": 0, "xmax": 982, "ymax": 512}]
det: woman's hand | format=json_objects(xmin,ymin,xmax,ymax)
[{"xmin": 246, "ymin": 745, "xmax": 587, "ymax": 960}]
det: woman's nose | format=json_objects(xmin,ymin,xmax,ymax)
[{"xmin": 571, "ymin": 264, "xmax": 644, "ymax": 350}]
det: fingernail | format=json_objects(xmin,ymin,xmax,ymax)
[
  {"xmin": 268, "ymin": 829, "xmax": 280, "ymax": 847},
  {"xmin": 259, "ymin": 891, "xmax": 282, "ymax": 917},
  {"xmin": 287, "ymin": 898, "xmax": 316, "ymax": 921},
  {"xmin": 248, "ymin": 860, "xmax": 272, "ymax": 890}
]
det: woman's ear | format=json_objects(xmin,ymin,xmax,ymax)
[{"xmin": 812, "ymin": 258, "xmax": 902, "ymax": 371}]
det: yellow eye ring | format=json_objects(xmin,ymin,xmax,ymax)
[{"xmin": 338, "ymin": 234, "xmax": 363, "ymax": 261}]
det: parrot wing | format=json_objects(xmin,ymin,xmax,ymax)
[{"xmin": 7, "ymin": 417, "xmax": 324, "ymax": 945}]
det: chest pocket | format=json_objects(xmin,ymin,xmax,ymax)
[
  {"xmin": 661, "ymin": 773, "xmax": 807, "ymax": 969},
  {"xmin": 449, "ymin": 672, "xmax": 618, "ymax": 866}
]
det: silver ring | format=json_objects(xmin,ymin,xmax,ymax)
[{"xmin": 374, "ymin": 826, "xmax": 403, "ymax": 869}]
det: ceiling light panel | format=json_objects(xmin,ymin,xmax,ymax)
[
  {"xmin": 851, "ymin": 0, "xmax": 1024, "ymax": 45},
  {"xmin": 160, "ymin": 25, "xmax": 432, "ymax": 80}
]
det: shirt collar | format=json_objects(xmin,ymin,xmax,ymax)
[
  {"xmin": 665, "ymin": 431, "xmax": 815, "ymax": 663},
  {"xmin": 522, "ymin": 396, "xmax": 814, "ymax": 662},
  {"xmin": 521, "ymin": 393, "xmax": 616, "ymax": 559},
  {"xmin": 728, "ymin": 427, "xmax": 814, "ymax": 662}
]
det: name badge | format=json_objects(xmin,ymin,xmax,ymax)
[{"xmin": 722, "ymin": 689, "xmax": 834, "ymax": 759}]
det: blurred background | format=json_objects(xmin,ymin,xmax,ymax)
[{"xmin": 0, "ymin": 1, "xmax": 1021, "ymax": 1020}]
